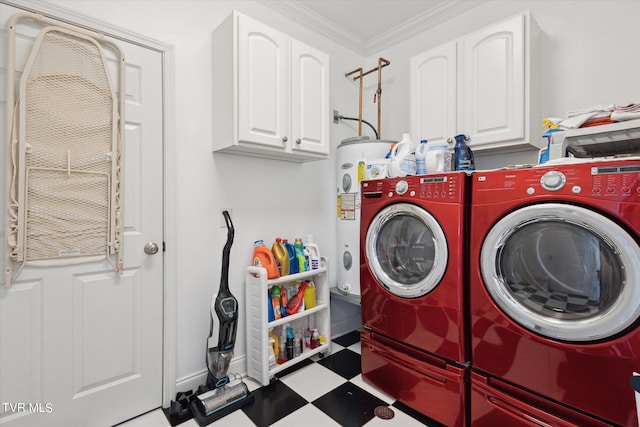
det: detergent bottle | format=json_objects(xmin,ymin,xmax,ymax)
[
  {"xmin": 426, "ymin": 141, "xmax": 452, "ymax": 173},
  {"xmin": 270, "ymin": 285, "xmax": 282, "ymax": 320},
  {"xmin": 304, "ymin": 234, "xmax": 321, "ymax": 270},
  {"xmin": 271, "ymin": 238, "xmax": 289, "ymax": 276},
  {"xmin": 303, "ymin": 280, "xmax": 316, "ymax": 309},
  {"xmin": 450, "ymin": 134, "xmax": 475, "ymax": 171},
  {"xmin": 267, "ymin": 289, "xmax": 275, "ymax": 321},
  {"xmin": 253, "ymin": 240, "xmax": 280, "ymax": 279},
  {"xmin": 294, "ymin": 238, "xmax": 308, "ymax": 272},
  {"xmin": 282, "ymin": 239, "xmax": 299, "ymax": 275},
  {"xmin": 389, "ymin": 134, "xmax": 413, "ymax": 178},
  {"xmin": 415, "ymin": 140, "xmax": 428, "ymax": 175}
]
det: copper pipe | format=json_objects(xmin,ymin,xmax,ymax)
[
  {"xmin": 345, "ymin": 67, "xmax": 363, "ymax": 136},
  {"xmin": 376, "ymin": 58, "xmax": 390, "ymax": 138},
  {"xmin": 346, "ymin": 58, "xmax": 390, "ymax": 138}
]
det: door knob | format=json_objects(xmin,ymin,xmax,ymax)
[{"xmin": 144, "ymin": 242, "xmax": 159, "ymax": 255}]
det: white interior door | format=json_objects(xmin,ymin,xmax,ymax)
[{"xmin": 0, "ymin": 4, "xmax": 164, "ymax": 426}]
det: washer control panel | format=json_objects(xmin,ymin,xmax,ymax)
[{"xmin": 361, "ymin": 173, "xmax": 466, "ymax": 203}]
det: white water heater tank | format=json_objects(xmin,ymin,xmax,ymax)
[{"xmin": 336, "ymin": 136, "xmax": 394, "ymax": 301}]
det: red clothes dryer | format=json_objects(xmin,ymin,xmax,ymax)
[
  {"xmin": 470, "ymin": 159, "xmax": 640, "ymax": 426},
  {"xmin": 360, "ymin": 173, "xmax": 469, "ymax": 427}
]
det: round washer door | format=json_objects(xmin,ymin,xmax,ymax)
[
  {"xmin": 481, "ymin": 203, "xmax": 640, "ymax": 342},
  {"xmin": 366, "ymin": 203, "xmax": 448, "ymax": 298}
]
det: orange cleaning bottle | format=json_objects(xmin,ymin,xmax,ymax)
[{"xmin": 253, "ymin": 240, "xmax": 280, "ymax": 279}]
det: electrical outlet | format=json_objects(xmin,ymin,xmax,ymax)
[
  {"xmin": 220, "ymin": 208, "xmax": 232, "ymax": 228},
  {"xmin": 333, "ymin": 110, "xmax": 340, "ymax": 124}
]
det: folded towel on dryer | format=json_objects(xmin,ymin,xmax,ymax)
[
  {"xmin": 566, "ymin": 104, "xmax": 614, "ymax": 118},
  {"xmin": 580, "ymin": 116, "xmax": 616, "ymax": 128},
  {"xmin": 611, "ymin": 110, "xmax": 640, "ymax": 121},
  {"xmin": 611, "ymin": 104, "xmax": 640, "ymax": 121},
  {"xmin": 560, "ymin": 112, "xmax": 601, "ymax": 129},
  {"xmin": 614, "ymin": 103, "xmax": 640, "ymax": 112}
]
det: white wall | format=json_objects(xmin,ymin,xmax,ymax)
[
  {"xmin": 26, "ymin": 0, "xmax": 640, "ymax": 394},
  {"xmin": 36, "ymin": 0, "xmax": 362, "ymax": 389},
  {"xmin": 364, "ymin": 0, "xmax": 640, "ymax": 169}
]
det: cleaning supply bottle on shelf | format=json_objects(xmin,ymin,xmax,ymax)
[
  {"xmin": 282, "ymin": 239, "xmax": 299, "ymax": 275},
  {"xmin": 286, "ymin": 326, "xmax": 295, "ymax": 360},
  {"xmin": 271, "ymin": 238, "xmax": 289, "ymax": 276},
  {"xmin": 449, "ymin": 134, "xmax": 475, "ymax": 171},
  {"xmin": 415, "ymin": 140, "xmax": 428, "ymax": 175},
  {"xmin": 294, "ymin": 238, "xmax": 308, "ymax": 272},
  {"xmin": 278, "ymin": 330, "xmax": 287, "ymax": 364},
  {"xmin": 270, "ymin": 285, "xmax": 282, "ymax": 320},
  {"xmin": 253, "ymin": 240, "xmax": 280, "ymax": 279},
  {"xmin": 267, "ymin": 289, "xmax": 275, "ymax": 321},
  {"xmin": 303, "ymin": 280, "xmax": 316, "ymax": 309},
  {"xmin": 304, "ymin": 234, "xmax": 321, "ymax": 270}
]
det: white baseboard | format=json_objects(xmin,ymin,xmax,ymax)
[
  {"xmin": 330, "ymin": 313, "xmax": 362, "ymax": 338},
  {"xmin": 174, "ymin": 355, "xmax": 248, "ymax": 396}
]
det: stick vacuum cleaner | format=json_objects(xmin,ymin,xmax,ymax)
[{"xmin": 190, "ymin": 210, "xmax": 253, "ymax": 426}]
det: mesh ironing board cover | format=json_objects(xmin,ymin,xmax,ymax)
[{"xmin": 7, "ymin": 25, "xmax": 123, "ymax": 276}]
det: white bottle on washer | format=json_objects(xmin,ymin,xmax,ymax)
[{"xmin": 389, "ymin": 133, "xmax": 413, "ymax": 178}]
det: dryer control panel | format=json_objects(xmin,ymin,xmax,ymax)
[
  {"xmin": 473, "ymin": 160, "xmax": 640, "ymax": 204},
  {"xmin": 590, "ymin": 163, "xmax": 640, "ymax": 197}
]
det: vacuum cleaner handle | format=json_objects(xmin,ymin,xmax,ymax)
[
  {"xmin": 219, "ymin": 210, "xmax": 234, "ymax": 294},
  {"xmin": 206, "ymin": 209, "xmax": 239, "ymax": 386}
]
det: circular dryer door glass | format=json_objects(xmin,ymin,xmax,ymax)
[
  {"xmin": 366, "ymin": 203, "xmax": 448, "ymax": 298},
  {"xmin": 481, "ymin": 203, "xmax": 640, "ymax": 342}
]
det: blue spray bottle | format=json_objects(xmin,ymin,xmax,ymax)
[{"xmin": 450, "ymin": 134, "xmax": 475, "ymax": 171}]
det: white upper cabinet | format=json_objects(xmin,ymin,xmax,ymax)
[
  {"xmin": 291, "ymin": 40, "xmax": 330, "ymax": 155},
  {"xmin": 213, "ymin": 11, "xmax": 330, "ymax": 162},
  {"xmin": 410, "ymin": 41, "xmax": 457, "ymax": 147},
  {"xmin": 410, "ymin": 12, "xmax": 541, "ymax": 153}
]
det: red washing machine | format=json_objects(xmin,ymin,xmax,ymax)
[
  {"xmin": 360, "ymin": 173, "xmax": 469, "ymax": 427},
  {"xmin": 470, "ymin": 159, "xmax": 640, "ymax": 426}
]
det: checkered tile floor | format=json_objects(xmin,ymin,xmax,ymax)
[{"xmin": 123, "ymin": 331, "xmax": 443, "ymax": 427}]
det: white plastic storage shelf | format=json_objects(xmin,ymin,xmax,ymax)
[{"xmin": 246, "ymin": 257, "xmax": 331, "ymax": 386}]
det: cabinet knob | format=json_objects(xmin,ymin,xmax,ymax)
[
  {"xmin": 296, "ymin": 138, "xmax": 301, "ymax": 144},
  {"xmin": 282, "ymin": 136, "xmax": 288, "ymax": 142}
]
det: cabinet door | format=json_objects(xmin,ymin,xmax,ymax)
[
  {"xmin": 291, "ymin": 40, "xmax": 329, "ymax": 156},
  {"xmin": 237, "ymin": 14, "xmax": 288, "ymax": 149},
  {"xmin": 410, "ymin": 41, "xmax": 457, "ymax": 146},
  {"xmin": 460, "ymin": 14, "xmax": 524, "ymax": 147}
]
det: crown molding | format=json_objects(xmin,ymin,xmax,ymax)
[
  {"xmin": 365, "ymin": 0, "xmax": 487, "ymax": 55},
  {"xmin": 261, "ymin": 0, "xmax": 487, "ymax": 56},
  {"xmin": 261, "ymin": 0, "xmax": 366, "ymax": 54}
]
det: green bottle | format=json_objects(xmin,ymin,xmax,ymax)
[
  {"xmin": 270, "ymin": 285, "xmax": 282, "ymax": 319},
  {"xmin": 294, "ymin": 238, "xmax": 308, "ymax": 272}
]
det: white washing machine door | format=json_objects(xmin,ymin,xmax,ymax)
[
  {"xmin": 366, "ymin": 203, "xmax": 448, "ymax": 298},
  {"xmin": 481, "ymin": 203, "xmax": 640, "ymax": 342}
]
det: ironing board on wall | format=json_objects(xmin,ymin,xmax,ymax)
[{"xmin": 5, "ymin": 13, "xmax": 125, "ymax": 286}]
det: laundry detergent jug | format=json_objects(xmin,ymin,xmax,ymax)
[
  {"xmin": 389, "ymin": 134, "xmax": 414, "ymax": 178},
  {"xmin": 272, "ymin": 238, "xmax": 289, "ymax": 276},
  {"xmin": 425, "ymin": 142, "xmax": 452, "ymax": 173},
  {"xmin": 415, "ymin": 140, "xmax": 428, "ymax": 175},
  {"xmin": 254, "ymin": 240, "xmax": 280, "ymax": 279}
]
